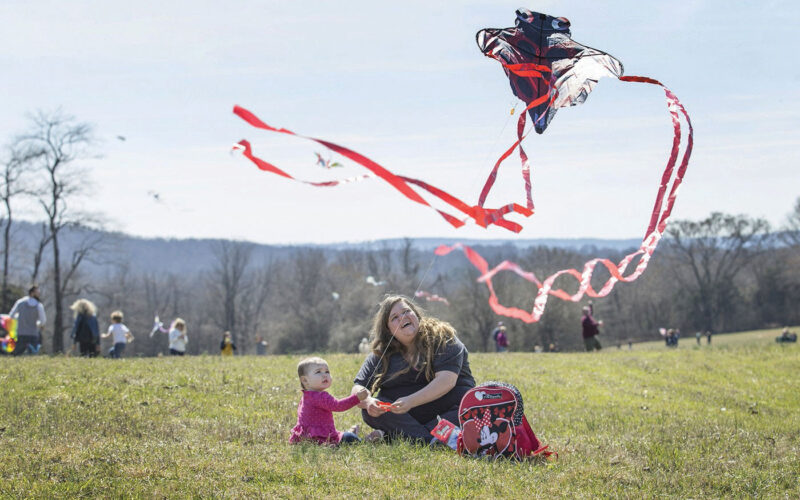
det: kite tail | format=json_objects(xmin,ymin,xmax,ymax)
[
  {"xmin": 437, "ymin": 78, "xmax": 692, "ymax": 323},
  {"xmin": 233, "ymin": 106, "xmax": 533, "ymax": 232}
]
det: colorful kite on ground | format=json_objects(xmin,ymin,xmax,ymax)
[
  {"xmin": 232, "ymin": 8, "xmax": 691, "ymax": 322},
  {"xmin": 414, "ymin": 290, "xmax": 450, "ymax": 306},
  {"xmin": 1, "ymin": 314, "xmax": 17, "ymax": 353}
]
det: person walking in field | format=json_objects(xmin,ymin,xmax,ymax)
[
  {"xmin": 8, "ymin": 285, "xmax": 46, "ymax": 355},
  {"xmin": 581, "ymin": 302, "xmax": 602, "ymax": 352},
  {"xmin": 101, "ymin": 310, "xmax": 134, "ymax": 358},
  {"xmin": 220, "ymin": 331, "xmax": 236, "ymax": 356},
  {"xmin": 70, "ymin": 299, "xmax": 100, "ymax": 357},
  {"xmin": 255, "ymin": 335, "xmax": 268, "ymax": 355},
  {"xmin": 168, "ymin": 318, "xmax": 188, "ymax": 356}
]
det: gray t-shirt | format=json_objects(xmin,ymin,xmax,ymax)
[{"xmin": 354, "ymin": 337, "xmax": 475, "ymax": 424}]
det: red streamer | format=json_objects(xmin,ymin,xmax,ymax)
[{"xmin": 435, "ymin": 76, "xmax": 693, "ymax": 323}]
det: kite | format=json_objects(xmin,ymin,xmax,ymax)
[
  {"xmin": 232, "ymin": 8, "xmax": 692, "ymax": 322},
  {"xmin": 1, "ymin": 314, "xmax": 17, "ymax": 353},
  {"xmin": 414, "ymin": 290, "xmax": 450, "ymax": 306},
  {"xmin": 331, "ymin": 292, "xmax": 340, "ymax": 300},
  {"xmin": 315, "ymin": 152, "xmax": 343, "ymax": 169},
  {"xmin": 149, "ymin": 315, "xmax": 170, "ymax": 337},
  {"xmin": 365, "ymin": 276, "xmax": 387, "ymax": 287},
  {"xmin": 433, "ymin": 9, "xmax": 691, "ymax": 323}
]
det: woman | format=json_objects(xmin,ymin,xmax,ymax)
[
  {"xmin": 70, "ymin": 299, "xmax": 100, "ymax": 357},
  {"xmin": 351, "ymin": 295, "xmax": 475, "ymax": 442}
]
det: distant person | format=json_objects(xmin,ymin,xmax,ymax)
[
  {"xmin": 358, "ymin": 337, "xmax": 370, "ymax": 354},
  {"xmin": 255, "ymin": 335, "xmax": 268, "ymax": 355},
  {"xmin": 581, "ymin": 302, "xmax": 602, "ymax": 351},
  {"xmin": 495, "ymin": 326, "xmax": 509, "ymax": 352},
  {"xmin": 220, "ymin": 331, "xmax": 236, "ymax": 356},
  {"xmin": 168, "ymin": 318, "xmax": 188, "ymax": 356},
  {"xmin": 776, "ymin": 327, "xmax": 797, "ymax": 343},
  {"xmin": 695, "ymin": 331, "xmax": 702, "ymax": 346},
  {"xmin": 8, "ymin": 285, "xmax": 45, "ymax": 355},
  {"xmin": 706, "ymin": 330, "xmax": 712, "ymax": 345},
  {"xmin": 548, "ymin": 343, "xmax": 559, "ymax": 352},
  {"xmin": 101, "ymin": 310, "xmax": 134, "ymax": 358},
  {"xmin": 490, "ymin": 321, "xmax": 504, "ymax": 352},
  {"xmin": 69, "ymin": 299, "xmax": 100, "ymax": 357}
]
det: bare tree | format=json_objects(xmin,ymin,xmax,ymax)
[
  {"xmin": 18, "ymin": 110, "xmax": 98, "ymax": 353},
  {"xmin": 664, "ymin": 212, "xmax": 770, "ymax": 333},
  {"xmin": 0, "ymin": 145, "xmax": 41, "ymax": 309},
  {"xmin": 207, "ymin": 240, "xmax": 255, "ymax": 346},
  {"xmin": 780, "ymin": 196, "xmax": 800, "ymax": 247}
]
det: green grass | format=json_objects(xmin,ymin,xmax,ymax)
[{"xmin": 1, "ymin": 328, "xmax": 798, "ymax": 498}]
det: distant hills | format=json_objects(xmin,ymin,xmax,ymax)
[{"xmin": 7, "ymin": 220, "xmax": 641, "ymax": 276}]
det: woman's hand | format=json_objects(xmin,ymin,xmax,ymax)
[
  {"xmin": 364, "ymin": 397, "xmax": 386, "ymax": 418},
  {"xmin": 389, "ymin": 396, "xmax": 415, "ymax": 414}
]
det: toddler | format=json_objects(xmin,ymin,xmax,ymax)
[
  {"xmin": 289, "ymin": 357, "xmax": 368, "ymax": 445},
  {"xmin": 101, "ymin": 310, "xmax": 134, "ymax": 358}
]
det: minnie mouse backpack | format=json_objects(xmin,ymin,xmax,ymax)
[{"xmin": 457, "ymin": 381, "xmax": 554, "ymax": 460}]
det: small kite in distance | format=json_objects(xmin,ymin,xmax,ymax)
[
  {"xmin": 366, "ymin": 276, "xmax": 386, "ymax": 287},
  {"xmin": 147, "ymin": 191, "xmax": 163, "ymax": 203},
  {"xmin": 315, "ymin": 152, "xmax": 343, "ymax": 169},
  {"xmin": 331, "ymin": 292, "xmax": 340, "ymax": 300},
  {"xmin": 149, "ymin": 315, "xmax": 169, "ymax": 337},
  {"xmin": 414, "ymin": 291, "xmax": 450, "ymax": 306},
  {"xmin": 116, "ymin": 135, "xmax": 126, "ymax": 141}
]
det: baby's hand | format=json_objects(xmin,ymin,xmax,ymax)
[{"xmin": 356, "ymin": 388, "xmax": 369, "ymax": 401}]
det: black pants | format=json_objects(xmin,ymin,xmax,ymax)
[
  {"xmin": 12, "ymin": 336, "xmax": 40, "ymax": 356},
  {"xmin": 79, "ymin": 341, "xmax": 98, "ymax": 357},
  {"xmin": 169, "ymin": 349, "xmax": 185, "ymax": 356},
  {"xmin": 361, "ymin": 401, "xmax": 460, "ymax": 442}
]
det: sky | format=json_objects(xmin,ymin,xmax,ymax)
[{"xmin": 1, "ymin": 0, "xmax": 798, "ymax": 245}]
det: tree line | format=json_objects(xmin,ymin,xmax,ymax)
[{"xmin": 2, "ymin": 111, "xmax": 799, "ymax": 355}]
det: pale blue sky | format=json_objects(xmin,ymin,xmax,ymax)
[{"xmin": 2, "ymin": 1, "xmax": 798, "ymax": 244}]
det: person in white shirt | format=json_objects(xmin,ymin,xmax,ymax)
[
  {"xmin": 168, "ymin": 318, "xmax": 188, "ymax": 355},
  {"xmin": 8, "ymin": 285, "xmax": 46, "ymax": 355},
  {"xmin": 101, "ymin": 310, "xmax": 134, "ymax": 359}
]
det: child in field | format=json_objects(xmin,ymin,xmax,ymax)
[
  {"xmin": 101, "ymin": 310, "xmax": 134, "ymax": 359},
  {"xmin": 289, "ymin": 357, "xmax": 368, "ymax": 445},
  {"xmin": 168, "ymin": 319, "xmax": 188, "ymax": 355}
]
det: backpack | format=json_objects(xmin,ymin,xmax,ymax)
[{"xmin": 457, "ymin": 381, "xmax": 554, "ymax": 460}]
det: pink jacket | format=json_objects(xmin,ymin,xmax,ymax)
[{"xmin": 289, "ymin": 391, "xmax": 360, "ymax": 444}]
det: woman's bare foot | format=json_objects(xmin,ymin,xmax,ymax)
[{"xmin": 365, "ymin": 429, "xmax": 385, "ymax": 443}]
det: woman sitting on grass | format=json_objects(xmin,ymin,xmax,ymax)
[
  {"xmin": 351, "ymin": 295, "xmax": 475, "ymax": 444},
  {"xmin": 289, "ymin": 356, "xmax": 369, "ymax": 445}
]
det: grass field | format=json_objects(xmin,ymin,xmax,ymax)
[{"xmin": 0, "ymin": 327, "xmax": 798, "ymax": 498}]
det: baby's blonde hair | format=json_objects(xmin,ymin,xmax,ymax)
[
  {"xmin": 110, "ymin": 310, "xmax": 124, "ymax": 322},
  {"xmin": 296, "ymin": 356, "xmax": 328, "ymax": 390},
  {"xmin": 173, "ymin": 318, "xmax": 186, "ymax": 332}
]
